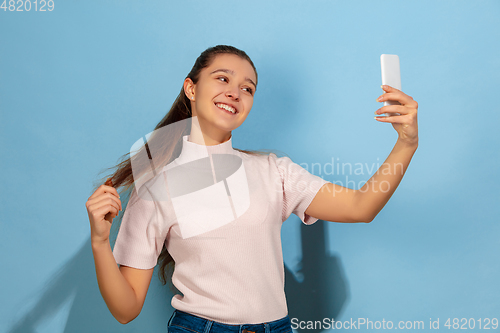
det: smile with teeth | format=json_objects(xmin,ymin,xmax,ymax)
[{"xmin": 215, "ymin": 103, "xmax": 237, "ymax": 114}]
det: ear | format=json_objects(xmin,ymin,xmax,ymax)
[{"xmin": 184, "ymin": 78, "xmax": 195, "ymax": 100}]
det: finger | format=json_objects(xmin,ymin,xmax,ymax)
[
  {"xmin": 104, "ymin": 192, "xmax": 122, "ymax": 211},
  {"xmin": 104, "ymin": 192, "xmax": 122, "ymax": 210},
  {"xmin": 374, "ymin": 113, "xmax": 413, "ymax": 123},
  {"xmin": 375, "ymin": 105, "xmax": 410, "ymax": 115},
  {"xmin": 87, "ymin": 192, "xmax": 122, "ymax": 211},
  {"xmin": 88, "ymin": 183, "xmax": 121, "ymax": 201},
  {"xmin": 377, "ymin": 92, "xmax": 415, "ymax": 106},
  {"xmin": 91, "ymin": 200, "xmax": 120, "ymax": 218},
  {"xmin": 95, "ymin": 205, "xmax": 119, "ymax": 221},
  {"xmin": 381, "ymin": 85, "xmax": 402, "ymax": 93},
  {"xmin": 102, "ymin": 183, "xmax": 120, "ymax": 199},
  {"xmin": 89, "ymin": 197, "xmax": 121, "ymax": 214}
]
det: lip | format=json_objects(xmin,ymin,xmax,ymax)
[{"xmin": 214, "ymin": 102, "xmax": 239, "ymax": 114}]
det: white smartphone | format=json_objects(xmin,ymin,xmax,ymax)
[{"xmin": 380, "ymin": 54, "xmax": 401, "ymax": 116}]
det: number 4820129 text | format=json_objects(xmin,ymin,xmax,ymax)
[{"xmin": 1, "ymin": 0, "xmax": 54, "ymax": 11}]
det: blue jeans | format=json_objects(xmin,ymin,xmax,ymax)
[{"xmin": 167, "ymin": 310, "xmax": 293, "ymax": 333}]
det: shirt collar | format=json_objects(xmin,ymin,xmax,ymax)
[{"xmin": 175, "ymin": 134, "xmax": 235, "ymax": 165}]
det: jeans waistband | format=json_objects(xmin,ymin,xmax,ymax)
[{"xmin": 168, "ymin": 309, "xmax": 292, "ymax": 333}]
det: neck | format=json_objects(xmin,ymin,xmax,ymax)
[{"xmin": 189, "ymin": 117, "xmax": 232, "ymax": 146}]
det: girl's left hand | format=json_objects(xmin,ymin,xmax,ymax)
[{"xmin": 375, "ymin": 85, "xmax": 418, "ymax": 146}]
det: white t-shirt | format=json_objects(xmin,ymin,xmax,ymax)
[{"xmin": 112, "ymin": 135, "xmax": 329, "ymax": 324}]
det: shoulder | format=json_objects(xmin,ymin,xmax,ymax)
[
  {"xmin": 235, "ymin": 149, "xmax": 275, "ymax": 163},
  {"xmin": 266, "ymin": 153, "xmax": 303, "ymax": 174},
  {"xmin": 236, "ymin": 150, "xmax": 299, "ymax": 166},
  {"xmin": 237, "ymin": 151, "xmax": 305, "ymax": 183}
]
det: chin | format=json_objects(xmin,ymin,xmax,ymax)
[
  {"xmin": 212, "ymin": 116, "xmax": 246, "ymax": 132},
  {"xmin": 213, "ymin": 122, "xmax": 241, "ymax": 133}
]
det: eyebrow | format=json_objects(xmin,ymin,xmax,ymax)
[{"xmin": 209, "ymin": 69, "xmax": 257, "ymax": 89}]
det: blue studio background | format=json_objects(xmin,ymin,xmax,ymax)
[{"xmin": 1, "ymin": 1, "xmax": 499, "ymax": 332}]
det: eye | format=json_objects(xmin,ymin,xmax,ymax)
[
  {"xmin": 243, "ymin": 87, "xmax": 254, "ymax": 95},
  {"xmin": 217, "ymin": 76, "xmax": 228, "ymax": 82}
]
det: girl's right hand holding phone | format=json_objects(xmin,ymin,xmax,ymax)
[{"xmin": 86, "ymin": 178, "xmax": 123, "ymax": 245}]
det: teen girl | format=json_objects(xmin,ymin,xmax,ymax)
[{"xmin": 86, "ymin": 45, "xmax": 418, "ymax": 333}]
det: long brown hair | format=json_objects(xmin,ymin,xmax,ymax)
[{"xmin": 92, "ymin": 45, "xmax": 275, "ymax": 291}]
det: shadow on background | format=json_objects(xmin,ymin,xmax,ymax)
[
  {"xmin": 8, "ymin": 219, "xmax": 348, "ymax": 333},
  {"xmin": 285, "ymin": 219, "xmax": 350, "ymax": 333},
  {"xmin": 7, "ymin": 237, "xmax": 172, "ymax": 333}
]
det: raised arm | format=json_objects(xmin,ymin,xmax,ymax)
[{"xmin": 306, "ymin": 85, "xmax": 418, "ymax": 223}]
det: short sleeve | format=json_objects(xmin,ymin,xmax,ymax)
[
  {"xmin": 112, "ymin": 185, "xmax": 167, "ymax": 269},
  {"xmin": 271, "ymin": 153, "xmax": 329, "ymax": 225}
]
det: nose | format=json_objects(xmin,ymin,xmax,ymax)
[{"xmin": 225, "ymin": 85, "xmax": 240, "ymax": 100}]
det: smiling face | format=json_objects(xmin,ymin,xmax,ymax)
[{"xmin": 184, "ymin": 53, "xmax": 257, "ymax": 144}]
